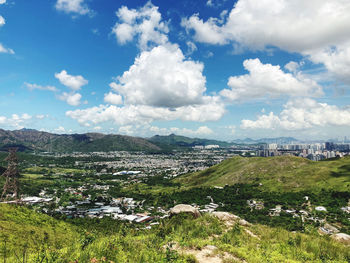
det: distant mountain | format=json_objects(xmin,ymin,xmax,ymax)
[
  {"xmin": 0, "ymin": 129, "xmax": 163, "ymax": 153},
  {"xmin": 232, "ymin": 137, "xmax": 298, "ymax": 145},
  {"xmin": 148, "ymin": 134, "xmax": 234, "ymax": 148}
]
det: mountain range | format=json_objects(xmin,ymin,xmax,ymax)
[
  {"xmin": 0, "ymin": 129, "xmax": 162, "ymax": 153},
  {"xmin": 0, "ymin": 128, "xmax": 301, "ymax": 153}
]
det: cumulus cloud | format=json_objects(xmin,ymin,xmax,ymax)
[
  {"xmin": 111, "ymin": 1, "xmax": 169, "ymax": 50},
  {"xmin": 186, "ymin": 41, "xmax": 197, "ymax": 55},
  {"xmin": 25, "ymin": 83, "xmax": 58, "ymax": 92},
  {"xmin": 0, "ymin": 15, "xmax": 5, "ymax": 26},
  {"xmin": 66, "ymin": 97, "xmax": 225, "ymax": 127},
  {"xmin": 111, "ymin": 44, "xmax": 207, "ymax": 108},
  {"xmin": 220, "ymin": 59, "xmax": 323, "ymax": 102},
  {"xmin": 55, "ymin": 70, "xmax": 88, "ymax": 91},
  {"xmin": 181, "ymin": 14, "xmax": 227, "ymax": 45},
  {"xmin": 67, "ymin": 4, "xmax": 225, "ymax": 127},
  {"xmin": 183, "ymin": 0, "xmax": 350, "ymax": 84},
  {"xmin": 104, "ymin": 92, "xmax": 123, "ymax": 105},
  {"xmin": 241, "ymin": 98, "xmax": 350, "ymax": 130},
  {"xmin": 0, "ymin": 5, "xmax": 15, "ymax": 55},
  {"xmin": 54, "ymin": 126, "xmax": 66, "ymax": 133},
  {"xmin": 55, "ymin": 0, "xmax": 92, "ymax": 16},
  {"xmin": 183, "ymin": 0, "xmax": 350, "ymax": 52},
  {"xmin": 0, "ymin": 43, "xmax": 14, "ymax": 54},
  {"xmin": 58, "ymin": 92, "xmax": 82, "ymax": 106},
  {"xmin": 0, "ymin": 113, "xmax": 33, "ymax": 129},
  {"xmin": 66, "ymin": 45, "xmax": 225, "ymax": 126},
  {"xmin": 308, "ymin": 44, "xmax": 350, "ymax": 84}
]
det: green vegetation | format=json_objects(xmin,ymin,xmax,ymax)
[
  {"xmin": 176, "ymin": 155, "xmax": 350, "ymax": 192},
  {"xmin": 0, "ymin": 204, "xmax": 349, "ymax": 262},
  {"xmin": 149, "ymin": 134, "xmax": 233, "ymax": 148}
]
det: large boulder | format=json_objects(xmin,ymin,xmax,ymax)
[
  {"xmin": 170, "ymin": 204, "xmax": 200, "ymax": 218},
  {"xmin": 331, "ymin": 233, "xmax": 350, "ymax": 245}
]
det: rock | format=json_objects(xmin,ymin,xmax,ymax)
[
  {"xmin": 239, "ymin": 219, "xmax": 251, "ymax": 226},
  {"xmin": 212, "ymin": 212, "xmax": 240, "ymax": 221},
  {"xmin": 324, "ymin": 223, "xmax": 339, "ymax": 233},
  {"xmin": 170, "ymin": 204, "xmax": 200, "ymax": 218},
  {"xmin": 331, "ymin": 233, "xmax": 350, "ymax": 245}
]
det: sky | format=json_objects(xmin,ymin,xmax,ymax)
[{"xmin": 1, "ymin": 0, "xmax": 350, "ymax": 141}]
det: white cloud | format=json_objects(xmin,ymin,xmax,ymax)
[
  {"xmin": 104, "ymin": 92, "xmax": 123, "ymax": 105},
  {"xmin": 35, "ymin": 114, "xmax": 47, "ymax": 120},
  {"xmin": 55, "ymin": 70, "xmax": 88, "ymax": 91},
  {"xmin": 55, "ymin": 0, "xmax": 91, "ymax": 16},
  {"xmin": 25, "ymin": 82, "xmax": 58, "ymax": 92},
  {"xmin": 93, "ymin": 126, "xmax": 102, "ymax": 131},
  {"xmin": 181, "ymin": 14, "xmax": 227, "ymax": 45},
  {"xmin": 183, "ymin": 0, "xmax": 350, "ymax": 52},
  {"xmin": 308, "ymin": 44, "xmax": 350, "ymax": 84},
  {"xmin": 66, "ymin": 97, "xmax": 224, "ymax": 127},
  {"xmin": 183, "ymin": 0, "xmax": 350, "ymax": 84},
  {"xmin": 111, "ymin": 44, "xmax": 207, "ymax": 108},
  {"xmin": 55, "ymin": 126, "xmax": 66, "ymax": 133},
  {"xmin": 284, "ymin": 61, "xmax": 302, "ymax": 74},
  {"xmin": 67, "ymin": 44, "xmax": 225, "ymax": 126},
  {"xmin": 0, "ymin": 114, "xmax": 33, "ymax": 129},
  {"xmin": 118, "ymin": 125, "xmax": 134, "ymax": 135},
  {"xmin": 241, "ymin": 98, "xmax": 350, "ymax": 130},
  {"xmin": 186, "ymin": 41, "xmax": 197, "ymax": 55},
  {"xmin": 0, "ymin": 15, "xmax": 5, "ymax": 26},
  {"xmin": 220, "ymin": 59, "xmax": 323, "ymax": 102},
  {"xmin": 0, "ymin": 0, "xmax": 6, "ymax": 4},
  {"xmin": 0, "ymin": 43, "xmax": 14, "ymax": 54},
  {"xmin": 112, "ymin": 1, "xmax": 169, "ymax": 50},
  {"xmin": 58, "ymin": 92, "xmax": 82, "ymax": 106}
]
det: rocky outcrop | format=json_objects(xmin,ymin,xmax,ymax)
[
  {"xmin": 170, "ymin": 204, "xmax": 201, "ymax": 218},
  {"xmin": 331, "ymin": 233, "xmax": 350, "ymax": 245},
  {"xmin": 212, "ymin": 211, "xmax": 251, "ymax": 226}
]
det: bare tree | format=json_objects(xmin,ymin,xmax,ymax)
[{"xmin": 1, "ymin": 148, "xmax": 20, "ymax": 201}]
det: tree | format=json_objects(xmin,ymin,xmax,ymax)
[{"xmin": 1, "ymin": 148, "xmax": 20, "ymax": 201}]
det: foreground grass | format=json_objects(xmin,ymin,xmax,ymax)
[{"xmin": 1, "ymin": 204, "xmax": 349, "ymax": 262}]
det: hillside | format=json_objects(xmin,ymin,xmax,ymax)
[
  {"xmin": 1, "ymin": 204, "xmax": 349, "ymax": 262},
  {"xmin": 149, "ymin": 133, "xmax": 233, "ymax": 148},
  {"xmin": 0, "ymin": 204, "xmax": 79, "ymax": 260},
  {"xmin": 176, "ymin": 155, "xmax": 350, "ymax": 192},
  {"xmin": 0, "ymin": 129, "xmax": 163, "ymax": 153}
]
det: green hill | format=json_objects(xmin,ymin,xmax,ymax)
[
  {"xmin": 0, "ymin": 129, "xmax": 164, "ymax": 153},
  {"xmin": 149, "ymin": 134, "xmax": 233, "ymax": 148},
  {"xmin": 177, "ymin": 155, "xmax": 350, "ymax": 192}
]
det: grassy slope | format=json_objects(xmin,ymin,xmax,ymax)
[
  {"xmin": 0, "ymin": 205, "xmax": 349, "ymax": 262},
  {"xmin": 176, "ymin": 156, "xmax": 350, "ymax": 192},
  {"xmin": 0, "ymin": 204, "xmax": 79, "ymax": 260}
]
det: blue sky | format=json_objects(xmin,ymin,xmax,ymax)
[{"xmin": 1, "ymin": 0, "xmax": 350, "ymax": 140}]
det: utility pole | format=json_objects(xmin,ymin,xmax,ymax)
[{"xmin": 1, "ymin": 148, "xmax": 20, "ymax": 201}]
